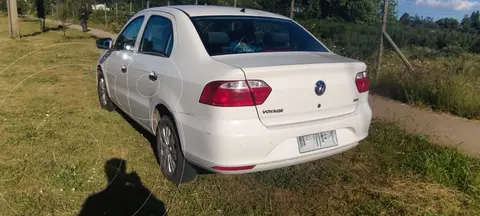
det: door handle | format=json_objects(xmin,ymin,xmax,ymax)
[
  {"xmin": 121, "ymin": 65, "xmax": 127, "ymax": 73},
  {"xmin": 149, "ymin": 71, "xmax": 158, "ymax": 81}
]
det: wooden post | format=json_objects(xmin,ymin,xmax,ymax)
[
  {"xmin": 147, "ymin": 1, "xmax": 150, "ymax": 8},
  {"xmin": 195, "ymin": 0, "xmax": 198, "ymax": 5},
  {"xmin": 376, "ymin": 0, "xmax": 388, "ymax": 82},
  {"xmin": 130, "ymin": 1, "xmax": 132, "ymax": 12},
  {"xmin": 383, "ymin": 32, "xmax": 415, "ymax": 72},
  {"xmin": 7, "ymin": 0, "xmax": 11, "ymax": 36},
  {"xmin": 7, "ymin": 0, "xmax": 20, "ymax": 38},
  {"xmin": 234, "ymin": 0, "xmax": 237, "ymax": 7},
  {"xmin": 115, "ymin": 3, "xmax": 118, "ymax": 19},
  {"xmin": 104, "ymin": 3, "xmax": 107, "ymax": 26},
  {"xmin": 66, "ymin": 1, "xmax": 69, "ymax": 21},
  {"xmin": 167, "ymin": 0, "xmax": 170, "ymax": 6},
  {"xmin": 72, "ymin": 2, "xmax": 75, "ymax": 20},
  {"xmin": 289, "ymin": 0, "xmax": 295, "ymax": 19}
]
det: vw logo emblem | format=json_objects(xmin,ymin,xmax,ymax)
[{"xmin": 314, "ymin": 80, "xmax": 326, "ymax": 96}]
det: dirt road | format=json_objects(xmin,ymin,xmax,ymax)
[
  {"xmin": 370, "ymin": 95, "xmax": 480, "ymax": 156},
  {"xmin": 54, "ymin": 20, "xmax": 480, "ymax": 157}
]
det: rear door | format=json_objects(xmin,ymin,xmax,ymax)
[{"xmin": 128, "ymin": 13, "xmax": 175, "ymax": 128}]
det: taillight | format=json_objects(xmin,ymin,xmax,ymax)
[
  {"xmin": 199, "ymin": 80, "xmax": 271, "ymax": 107},
  {"xmin": 355, "ymin": 71, "xmax": 369, "ymax": 93}
]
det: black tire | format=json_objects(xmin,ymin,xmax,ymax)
[
  {"xmin": 97, "ymin": 73, "xmax": 115, "ymax": 112},
  {"xmin": 156, "ymin": 115, "xmax": 197, "ymax": 185}
]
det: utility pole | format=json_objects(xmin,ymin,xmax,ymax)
[
  {"xmin": 376, "ymin": 0, "xmax": 388, "ymax": 82},
  {"xmin": 7, "ymin": 0, "xmax": 20, "ymax": 38},
  {"xmin": 289, "ymin": 0, "xmax": 295, "ymax": 19}
]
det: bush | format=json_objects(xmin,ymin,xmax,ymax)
[
  {"xmin": 442, "ymin": 45, "xmax": 464, "ymax": 57},
  {"xmin": 299, "ymin": 20, "xmax": 379, "ymax": 60},
  {"xmin": 298, "ymin": 20, "xmax": 480, "ymax": 60},
  {"xmin": 470, "ymin": 40, "xmax": 480, "ymax": 53}
]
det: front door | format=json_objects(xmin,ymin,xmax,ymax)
[
  {"xmin": 104, "ymin": 15, "xmax": 145, "ymax": 114},
  {"xmin": 128, "ymin": 14, "xmax": 175, "ymax": 128}
]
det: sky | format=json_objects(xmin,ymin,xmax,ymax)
[{"xmin": 397, "ymin": 0, "xmax": 480, "ymax": 20}]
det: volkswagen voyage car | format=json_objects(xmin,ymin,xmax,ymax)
[{"xmin": 95, "ymin": 5, "xmax": 372, "ymax": 184}]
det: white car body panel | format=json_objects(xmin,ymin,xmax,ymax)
[
  {"xmin": 98, "ymin": 5, "xmax": 373, "ymax": 174},
  {"xmin": 212, "ymin": 52, "xmax": 367, "ymax": 127}
]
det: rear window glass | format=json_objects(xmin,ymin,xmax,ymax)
[{"xmin": 191, "ymin": 16, "xmax": 329, "ymax": 56}]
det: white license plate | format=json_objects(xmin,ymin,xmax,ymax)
[{"xmin": 297, "ymin": 130, "xmax": 338, "ymax": 153}]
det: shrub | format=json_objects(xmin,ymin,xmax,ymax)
[{"xmin": 298, "ymin": 20, "xmax": 480, "ymax": 60}]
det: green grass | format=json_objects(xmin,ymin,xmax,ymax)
[
  {"xmin": 1, "ymin": 17, "xmax": 480, "ymax": 216},
  {"xmin": 373, "ymin": 51, "xmax": 480, "ymax": 119}
]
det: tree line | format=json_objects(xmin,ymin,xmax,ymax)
[
  {"xmin": 3, "ymin": 0, "xmax": 480, "ymax": 58},
  {"xmin": 400, "ymin": 11, "xmax": 480, "ymax": 34}
]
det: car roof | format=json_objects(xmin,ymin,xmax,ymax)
[{"xmin": 155, "ymin": 5, "xmax": 289, "ymax": 20}]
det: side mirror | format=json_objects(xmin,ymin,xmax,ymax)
[{"xmin": 96, "ymin": 38, "xmax": 112, "ymax": 49}]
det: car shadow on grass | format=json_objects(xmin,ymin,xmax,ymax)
[
  {"xmin": 115, "ymin": 108, "xmax": 159, "ymax": 162},
  {"xmin": 77, "ymin": 158, "xmax": 167, "ymax": 216}
]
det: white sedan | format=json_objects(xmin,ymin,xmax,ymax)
[{"xmin": 95, "ymin": 5, "xmax": 372, "ymax": 184}]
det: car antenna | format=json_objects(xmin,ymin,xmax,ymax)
[{"xmin": 240, "ymin": 8, "xmax": 246, "ymax": 13}]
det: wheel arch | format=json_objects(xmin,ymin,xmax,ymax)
[
  {"xmin": 97, "ymin": 65, "xmax": 114, "ymax": 99},
  {"xmin": 96, "ymin": 65, "xmax": 103, "ymax": 79},
  {"xmin": 152, "ymin": 103, "xmax": 177, "ymax": 135},
  {"xmin": 152, "ymin": 103, "xmax": 188, "ymax": 153}
]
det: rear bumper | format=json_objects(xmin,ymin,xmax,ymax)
[{"xmin": 178, "ymin": 102, "xmax": 372, "ymax": 174}]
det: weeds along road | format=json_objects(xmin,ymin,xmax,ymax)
[{"xmin": 55, "ymin": 20, "xmax": 480, "ymax": 157}]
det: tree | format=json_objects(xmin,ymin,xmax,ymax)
[
  {"xmin": 470, "ymin": 11, "xmax": 480, "ymax": 29},
  {"xmin": 470, "ymin": 39, "xmax": 480, "ymax": 53},
  {"xmin": 437, "ymin": 18, "xmax": 459, "ymax": 30},
  {"xmin": 35, "ymin": 0, "xmax": 46, "ymax": 32},
  {"xmin": 399, "ymin": 12, "xmax": 410, "ymax": 25},
  {"xmin": 461, "ymin": 14, "xmax": 472, "ymax": 32},
  {"xmin": 58, "ymin": 1, "xmax": 69, "ymax": 39}
]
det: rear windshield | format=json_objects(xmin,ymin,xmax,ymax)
[{"xmin": 191, "ymin": 16, "xmax": 329, "ymax": 56}]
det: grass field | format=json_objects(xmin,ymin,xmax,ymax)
[{"xmin": 1, "ymin": 18, "xmax": 480, "ymax": 216}]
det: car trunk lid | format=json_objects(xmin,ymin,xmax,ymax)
[{"xmin": 212, "ymin": 52, "xmax": 367, "ymax": 127}]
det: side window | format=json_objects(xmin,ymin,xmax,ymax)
[
  {"xmin": 114, "ymin": 16, "xmax": 145, "ymax": 51},
  {"xmin": 139, "ymin": 16, "xmax": 174, "ymax": 57}
]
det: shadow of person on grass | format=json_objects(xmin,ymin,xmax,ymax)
[{"xmin": 78, "ymin": 158, "xmax": 167, "ymax": 216}]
